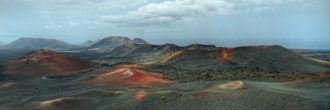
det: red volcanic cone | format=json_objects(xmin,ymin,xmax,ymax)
[{"xmin": 91, "ymin": 68, "xmax": 174, "ymax": 87}]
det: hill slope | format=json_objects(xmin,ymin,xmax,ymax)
[
  {"xmin": 0, "ymin": 49, "xmax": 100, "ymax": 78},
  {"xmin": 148, "ymin": 45, "xmax": 330, "ymax": 74}
]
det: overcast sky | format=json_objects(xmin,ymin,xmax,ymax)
[{"xmin": 0, "ymin": 0, "xmax": 329, "ymax": 49}]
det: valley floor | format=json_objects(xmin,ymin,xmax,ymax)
[
  {"xmin": 0, "ymin": 72, "xmax": 329, "ymax": 110},
  {"xmin": 0, "ymin": 48, "xmax": 329, "ymax": 110}
]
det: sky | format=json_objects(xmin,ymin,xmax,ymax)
[{"xmin": 0, "ymin": 0, "xmax": 329, "ymax": 49}]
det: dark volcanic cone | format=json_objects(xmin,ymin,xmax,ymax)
[{"xmin": 160, "ymin": 45, "xmax": 330, "ymax": 74}]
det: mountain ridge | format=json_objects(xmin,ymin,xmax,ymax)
[
  {"xmin": 0, "ymin": 41, "xmax": 6, "ymax": 46},
  {"xmin": 2, "ymin": 38, "xmax": 76, "ymax": 50},
  {"xmin": 86, "ymin": 36, "xmax": 149, "ymax": 52},
  {"xmin": 1, "ymin": 36, "xmax": 329, "ymax": 75}
]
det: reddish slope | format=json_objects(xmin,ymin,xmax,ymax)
[
  {"xmin": 1, "ymin": 49, "xmax": 100, "ymax": 77},
  {"xmin": 315, "ymin": 69, "xmax": 330, "ymax": 76},
  {"xmin": 305, "ymin": 69, "xmax": 330, "ymax": 81},
  {"xmin": 161, "ymin": 51, "xmax": 183, "ymax": 63},
  {"xmin": 91, "ymin": 68, "xmax": 174, "ymax": 87},
  {"xmin": 294, "ymin": 69, "xmax": 330, "ymax": 86},
  {"xmin": 221, "ymin": 48, "xmax": 234, "ymax": 60}
]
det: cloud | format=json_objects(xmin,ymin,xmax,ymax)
[
  {"xmin": 44, "ymin": 21, "xmax": 62, "ymax": 30},
  {"xmin": 101, "ymin": 0, "xmax": 310, "ymax": 26},
  {"xmin": 102, "ymin": 0, "xmax": 232, "ymax": 26},
  {"xmin": 68, "ymin": 21, "xmax": 75, "ymax": 26}
]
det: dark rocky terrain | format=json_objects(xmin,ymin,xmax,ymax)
[{"xmin": 0, "ymin": 36, "xmax": 329, "ymax": 110}]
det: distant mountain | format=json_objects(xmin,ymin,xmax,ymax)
[
  {"xmin": 101, "ymin": 43, "xmax": 184, "ymax": 63},
  {"xmin": 77, "ymin": 39, "xmax": 103, "ymax": 47},
  {"xmin": 0, "ymin": 49, "xmax": 100, "ymax": 78},
  {"xmin": 3, "ymin": 38, "xmax": 76, "ymax": 50},
  {"xmin": 132, "ymin": 38, "xmax": 148, "ymax": 44},
  {"xmin": 86, "ymin": 36, "xmax": 149, "ymax": 52},
  {"xmin": 0, "ymin": 41, "xmax": 6, "ymax": 47},
  {"xmin": 79, "ymin": 40, "xmax": 97, "ymax": 47}
]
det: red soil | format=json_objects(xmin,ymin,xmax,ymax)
[
  {"xmin": 40, "ymin": 98, "xmax": 72, "ymax": 105},
  {"xmin": 115, "ymin": 64, "xmax": 146, "ymax": 69},
  {"xmin": 124, "ymin": 42, "xmax": 135, "ymax": 47},
  {"xmin": 242, "ymin": 45, "xmax": 278, "ymax": 48},
  {"xmin": 299, "ymin": 69, "xmax": 330, "ymax": 83},
  {"xmin": 135, "ymin": 91, "xmax": 147, "ymax": 101},
  {"xmin": 187, "ymin": 44, "xmax": 200, "ymax": 50},
  {"xmin": 216, "ymin": 81, "xmax": 246, "ymax": 90},
  {"xmin": 315, "ymin": 69, "xmax": 330, "ymax": 77},
  {"xmin": 1, "ymin": 49, "xmax": 100, "ymax": 77},
  {"xmin": 0, "ymin": 82, "xmax": 15, "ymax": 89},
  {"xmin": 161, "ymin": 51, "xmax": 182, "ymax": 63},
  {"xmin": 91, "ymin": 68, "xmax": 174, "ymax": 87},
  {"xmin": 222, "ymin": 48, "xmax": 234, "ymax": 60}
]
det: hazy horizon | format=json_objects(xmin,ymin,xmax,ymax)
[{"xmin": 1, "ymin": 0, "xmax": 329, "ymax": 49}]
